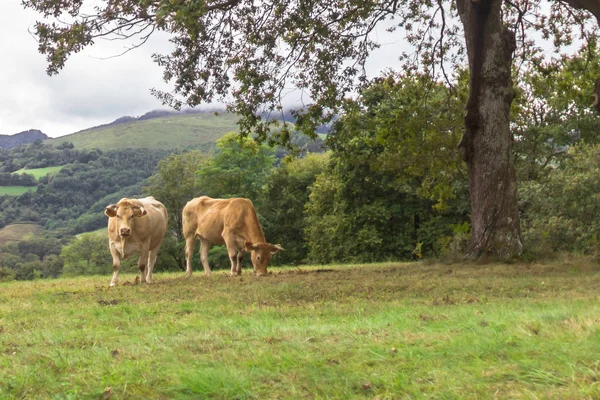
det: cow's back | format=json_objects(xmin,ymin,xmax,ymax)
[{"xmin": 183, "ymin": 196, "xmax": 264, "ymax": 244}]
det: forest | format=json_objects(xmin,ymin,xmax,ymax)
[{"xmin": 0, "ymin": 41, "xmax": 599, "ymax": 281}]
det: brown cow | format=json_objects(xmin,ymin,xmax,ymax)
[
  {"xmin": 182, "ymin": 196, "xmax": 283, "ymax": 276},
  {"xmin": 105, "ymin": 197, "xmax": 168, "ymax": 286}
]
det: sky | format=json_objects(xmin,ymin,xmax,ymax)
[
  {"xmin": 0, "ymin": 1, "xmax": 413, "ymax": 138},
  {"xmin": 0, "ymin": 1, "xmax": 176, "ymax": 137}
]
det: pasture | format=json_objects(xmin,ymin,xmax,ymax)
[
  {"xmin": 1, "ymin": 260, "xmax": 599, "ymax": 399},
  {"xmin": 48, "ymin": 112, "xmax": 240, "ymax": 151},
  {"xmin": 0, "ymin": 186, "xmax": 35, "ymax": 196},
  {"xmin": 13, "ymin": 166, "xmax": 64, "ymax": 180}
]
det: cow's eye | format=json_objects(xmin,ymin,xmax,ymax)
[
  {"xmin": 257, "ymin": 256, "xmax": 261, "ymax": 261},
  {"xmin": 116, "ymin": 214, "xmax": 121, "ymax": 219}
]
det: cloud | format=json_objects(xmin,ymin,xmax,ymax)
[
  {"xmin": 0, "ymin": 2, "xmax": 173, "ymax": 137},
  {"xmin": 0, "ymin": 2, "xmax": 409, "ymax": 138}
]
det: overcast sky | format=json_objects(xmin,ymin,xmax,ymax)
[
  {"xmin": 0, "ymin": 1, "xmax": 415, "ymax": 138},
  {"xmin": 0, "ymin": 1, "xmax": 179, "ymax": 137}
]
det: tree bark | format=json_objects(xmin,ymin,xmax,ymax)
[
  {"xmin": 457, "ymin": 0, "xmax": 523, "ymax": 259},
  {"xmin": 594, "ymin": 78, "xmax": 600, "ymax": 113}
]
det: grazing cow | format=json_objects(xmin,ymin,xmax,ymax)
[
  {"xmin": 182, "ymin": 196, "xmax": 283, "ymax": 276},
  {"xmin": 105, "ymin": 197, "xmax": 168, "ymax": 287}
]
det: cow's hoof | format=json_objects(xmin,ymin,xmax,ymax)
[{"xmin": 109, "ymin": 283, "xmax": 118, "ymax": 287}]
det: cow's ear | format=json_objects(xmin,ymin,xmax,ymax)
[
  {"xmin": 105, "ymin": 205, "xmax": 117, "ymax": 217},
  {"xmin": 133, "ymin": 206, "xmax": 147, "ymax": 217},
  {"xmin": 245, "ymin": 241, "xmax": 258, "ymax": 251},
  {"xmin": 270, "ymin": 244, "xmax": 285, "ymax": 254}
]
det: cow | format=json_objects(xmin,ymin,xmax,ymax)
[
  {"xmin": 104, "ymin": 197, "xmax": 168, "ymax": 287},
  {"xmin": 182, "ymin": 196, "xmax": 283, "ymax": 277}
]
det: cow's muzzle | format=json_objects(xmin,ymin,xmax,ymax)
[{"xmin": 120, "ymin": 228, "xmax": 131, "ymax": 237}]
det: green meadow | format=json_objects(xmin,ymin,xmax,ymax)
[
  {"xmin": 48, "ymin": 112, "xmax": 240, "ymax": 150},
  {"xmin": 1, "ymin": 260, "xmax": 599, "ymax": 399},
  {"xmin": 0, "ymin": 186, "xmax": 35, "ymax": 196},
  {"xmin": 13, "ymin": 166, "xmax": 64, "ymax": 179}
]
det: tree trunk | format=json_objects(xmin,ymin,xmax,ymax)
[{"xmin": 457, "ymin": 0, "xmax": 523, "ymax": 259}]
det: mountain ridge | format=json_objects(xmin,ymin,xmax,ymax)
[{"xmin": 0, "ymin": 129, "xmax": 48, "ymax": 149}]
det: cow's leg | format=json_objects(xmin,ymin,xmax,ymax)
[
  {"xmin": 109, "ymin": 243, "xmax": 121, "ymax": 287},
  {"xmin": 138, "ymin": 247, "xmax": 150, "ymax": 284},
  {"xmin": 236, "ymin": 252, "xmax": 243, "ymax": 275},
  {"xmin": 146, "ymin": 248, "xmax": 158, "ymax": 284},
  {"xmin": 185, "ymin": 235, "xmax": 195, "ymax": 277},
  {"xmin": 223, "ymin": 236, "xmax": 241, "ymax": 277},
  {"xmin": 199, "ymin": 238, "xmax": 212, "ymax": 277}
]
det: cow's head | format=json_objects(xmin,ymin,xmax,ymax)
[
  {"xmin": 105, "ymin": 200, "xmax": 147, "ymax": 237},
  {"xmin": 245, "ymin": 241, "xmax": 284, "ymax": 276}
]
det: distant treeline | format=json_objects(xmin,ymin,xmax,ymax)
[
  {"xmin": 0, "ymin": 141, "xmax": 169, "ymax": 235},
  {"xmin": 0, "ymin": 172, "xmax": 37, "ymax": 186}
]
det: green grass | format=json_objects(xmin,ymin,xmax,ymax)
[
  {"xmin": 0, "ymin": 186, "xmax": 36, "ymax": 196},
  {"xmin": 76, "ymin": 228, "xmax": 107, "ymax": 238},
  {"xmin": 48, "ymin": 112, "xmax": 241, "ymax": 150},
  {"xmin": 13, "ymin": 166, "xmax": 64, "ymax": 179},
  {"xmin": 1, "ymin": 259, "xmax": 600, "ymax": 399}
]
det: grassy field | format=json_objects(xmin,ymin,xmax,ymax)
[
  {"xmin": 0, "ymin": 186, "xmax": 36, "ymax": 196},
  {"xmin": 1, "ymin": 260, "xmax": 600, "ymax": 399},
  {"xmin": 48, "ymin": 112, "xmax": 240, "ymax": 151},
  {"xmin": 13, "ymin": 166, "xmax": 64, "ymax": 179},
  {"xmin": 76, "ymin": 228, "xmax": 107, "ymax": 238}
]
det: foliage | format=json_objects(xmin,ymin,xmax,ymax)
[
  {"xmin": 0, "ymin": 147, "xmax": 168, "ymax": 234},
  {"xmin": 22, "ymin": 0, "xmax": 600, "ymax": 143},
  {"xmin": 144, "ymin": 151, "xmax": 208, "ymax": 242},
  {"xmin": 520, "ymin": 143, "xmax": 600, "ymax": 256},
  {"xmin": 2, "ymin": 261, "xmax": 600, "ymax": 398},
  {"xmin": 154, "ymin": 234, "xmax": 186, "ymax": 272},
  {"xmin": 60, "ymin": 233, "xmax": 112, "ymax": 276},
  {"xmin": 305, "ymin": 75, "xmax": 469, "ymax": 264},
  {"xmin": 513, "ymin": 41, "xmax": 600, "ymax": 181},
  {"xmin": 329, "ymin": 73, "xmax": 466, "ymax": 209},
  {"xmin": 0, "ymin": 236, "xmax": 65, "ymax": 280},
  {"xmin": 260, "ymin": 153, "xmax": 329, "ymax": 265},
  {"xmin": 0, "ymin": 172, "xmax": 37, "ymax": 186},
  {"xmin": 196, "ymin": 132, "xmax": 276, "ymax": 203}
]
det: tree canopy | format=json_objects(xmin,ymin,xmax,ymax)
[{"xmin": 22, "ymin": 0, "xmax": 600, "ymax": 259}]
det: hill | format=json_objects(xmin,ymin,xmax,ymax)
[
  {"xmin": 0, "ymin": 223, "xmax": 42, "ymax": 246},
  {"xmin": 0, "ymin": 129, "xmax": 48, "ymax": 149},
  {"xmin": 49, "ymin": 112, "xmax": 240, "ymax": 150}
]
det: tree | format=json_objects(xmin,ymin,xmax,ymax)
[
  {"xmin": 61, "ymin": 233, "xmax": 111, "ymax": 276},
  {"xmin": 260, "ymin": 153, "xmax": 328, "ymax": 265},
  {"xmin": 520, "ymin": 143, "xmax": 600, "ymax": 256},
  {"xmin": 196, "ymin": 132, "xmax": 275, "ymax": 203},
  {"xmin": 304, "ymin": 75, "xmax": 469, "ymax": 263},
  {"xmin": 22, "ymin": 0, "xmax": 600, "ymax": 259},
  {"xmin": 513, "ymin": 41, "xmax": 600, "ymax": 182},
  {"xmin": 144, "ymin": 151, "xmax": 207, "ymax": 242}
]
